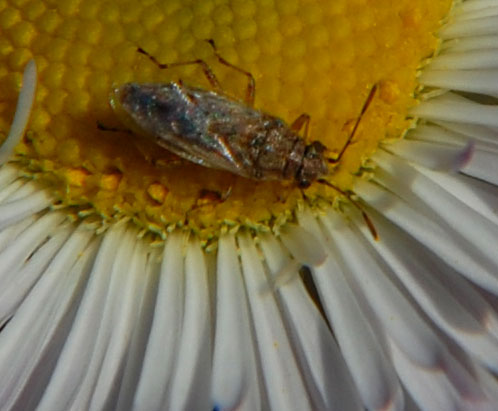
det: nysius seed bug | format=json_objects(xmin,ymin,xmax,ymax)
[
  {"xmin": 109, "ymin": 40, "xmax": 378, "ymax": 239},
  {"xmin": 110, "ymin": 40, "xmax": 376, "ymax": 189}
]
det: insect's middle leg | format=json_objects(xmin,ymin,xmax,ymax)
[{"xmin": 137, "ymin": 47, "xmax": 223, "ymax": 93}]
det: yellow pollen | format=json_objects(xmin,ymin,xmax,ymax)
[
  {"xmin": 64, "ymin": 168, "xmax": 89, "ymax": 188},
  {"xmin": 0, "ymin": 0, "xmax": 453, "ymax": 240},
  {"xmin": 100, "ymin": 172, "xmax": 122, "ymax": 191},
  {"xmin": 147, "ymin": 182, "xmax": 169, "ymax": 205}
]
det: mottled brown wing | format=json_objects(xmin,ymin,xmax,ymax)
[{"xmin": 115, "ymin": 82, "xmax": 265, "ymax": 178}]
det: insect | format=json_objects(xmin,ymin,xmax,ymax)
[
  {"xmin": 109, "ymin": 40, "xmax": 379, "ymax": 239},
  {"xmin": 110, "ymin": 40, "xmax": 377, "ymax": 189}
]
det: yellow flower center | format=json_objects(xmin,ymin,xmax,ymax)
[{"xmin": 0, "ymin": 0, "xmax": 452, "ymax": 243}]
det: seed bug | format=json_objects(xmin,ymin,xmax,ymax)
[{"xmin": 110, "ymin": 40, "xmax": 378, "ymax": 238}]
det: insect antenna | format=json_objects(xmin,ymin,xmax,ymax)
[
  {"xmin": 328, "ymin": 84, "xmax": 378, "ymax": 164},
  {"xmin": 317, "ymin": 178, "xmax": 378, "ymax": 241}
]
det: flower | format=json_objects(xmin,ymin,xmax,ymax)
[{"xmin": 1, "ymin": 1, "xmax": 498, "ymax": 410}]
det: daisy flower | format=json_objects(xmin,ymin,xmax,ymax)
[{"xmin": 0, "ymin": 0, "xmax": 497, "ymax": 410}]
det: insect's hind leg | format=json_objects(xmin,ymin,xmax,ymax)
[
  {"xmin": 290, "ymin": 113, "xmax": 311, "ymax": 139},
  {"xmin": 205, "ymin": 39, "xmax": 256, "ymax": 106},
  {"xmin": 136, "ymin": 47, "xmax": 223, "ymax": 93}
]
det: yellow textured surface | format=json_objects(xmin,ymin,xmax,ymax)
[{"xmin": 0, "ymin": 0, "xmax": 452, "ymax": 240}]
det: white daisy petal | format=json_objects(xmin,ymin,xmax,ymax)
[
  {"xmin": 35, "ymin": 223, "xmax": 129, "ymax": 410},
  {"xmin": 350, "ymin": 210, "xmax": 498, "ymax": 371},
  {"xmin": 441, "ymin": 35, "xmax": 498, "ymax": 52},
  {"xmin": 0, "ymin": 223, "xmax": 72, "ymax": 326},
  {"xmin": 410, "ymin": 92, "xmax": 498, "ymax": 127},
  {"xmin": 115, "ymin": 248, "xmax": 161, "ymax": 410},
  {"xmin": 461, "ymin": 149, "xmax": 498, "ymax": 185},
  {"xmin": 355, "ymin": 179, "xmax": 498, "ymax": 295},
  {"xmin": 440, "ymin": 15, "xmax": 498, "ymax": 38},
  {"xmin": 132, "ymin": 232, "xmax": 185, "ymax": 411},
  {"xmin": 0, "ymin": 215, "xmax": 37, "ymax": 253},
  {"xmin": 0, "ymin": 212, "xmax": 66, "ymax": 283},
  {"xmin": 167, "ymin": 239, "xmax": 212, "ymax": 410},
  {"xmin": 0, "ymin": 165, "xmax": 20, "ymax": 189},
  {"xmin": 431, "ymin": 120, "xmax": 498, "ymax": 146},
  {"xmin": 0, "ymin": 178, "xmax": 37, "ymax": 204},
  {"xmin": 0, "ymin": 60, "xmax": 37, "ymax": 165},
  {"xmin": 420, "ymin": 69, "xmax": 498, "ymax": 96},
  {"xmin": 330, "ymin": 216, "xmax": 497, "ymax": 410},
  {"xmin": 278, "ymin": 224, "xmax": 327, "ymax": 266},
  {"xmin": 237, "ymin": 232, "xmax": 314, "ymax": 410},
  {"xmin": 0, "ymin": 189, "xmax": 52, "ymax": 231},
  {"xmin": 296, "ymin": 209, "xmax": 404, "ymax": 411},
  {"xmin": 259, "ymin": 232, "xmax": 364, "ymax": 411},
  {"xmin": 211, "ymin": 234, "xmax": 261, "ymax": 411},
  {"xmin": 0, "ymin": 223, "xmax": 96, "ymax": 409},
  {"xmin": 457, "ymin": 1, "xmax": 498, "ymax": 16},
  {"xmin": 383, "ymin": 139, "xmax": 474, "ymax": 171},
  {"xmin": 89, "ymin": 238, "xmax": 152, "ymax": 410},
  {"xmin": 406, "ymin": 166, "xmax": 498, "ymax": 231},
  {"xmin": 427, "ymin": 49, "xmax": 498, "ymax": 70},
  {"xmin": 374, "ymin": 150, "xmax": 498, "ymax": 267}
]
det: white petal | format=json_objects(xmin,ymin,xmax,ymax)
[
  {"xmin": 89, "ymin": 238, "xmax": 152, "ymax": 410},
  {"xmin": 383, "ymin": 140, "xmax": 474, "ymax": 171},
  {"xmin": 297, "ymin": 209, "xmax": 404, "ymax": 411},
  {"xmin": 374, "ymin": 150, "xmax": 498, "ymax": 279},
  {"xmin": 351, "ymin": 211, "xmax": 498, "ymax": 371},
  {"xmin": 441, "ymin": 35, "xmax": 498, "ymax": 52},
  {"xmin": 211, "ymin": 234, "xmax": 261, "ymax": 411},
  {"xmin": 167, "ymin": 239, "xmax": 212, "ymax": 410},
  {"xmin": 0, "ymin": 223, "xmax": 72, "ymax": 326},
  {"xmin": 259, "ymin": 232, "xmax": 363, "ymax": 411},
  {"xmin": 440, "ymin": 15, "xmax": 498, "ymax": 38},
  {"xmin": 0, "ymin": 211, "xmax": 66, "ymax": 286},
  {"xmin": 114, "ymin": 248, "xmax": 161, "ymax": 410},
  {"xmin": 0, "ymin": 60, "xmax": 37, "ymax": 165},
  {"xmin": 427, "ymin": 49, "xmax": 498, "ymax": 70},
  {"xmin": 132, "ymin": 232, "xmax": 185, "ymax": 411},
  {"xmin": 0, "ymin": 189, "xmax": 52, "ymax": 231},
  {"xmin": 279, "ymin": 224, "xmax": 327, "ymax": 266},
  {"xmin": 457, "ymin": 1, "xmax": 498, "ymax": 16},
  {"xmin": 35, "ymin": 223, "xmax": 130, "ymax": 411},
  {"xmin": 0, "ymin": 224, "xmax": 96, "ymax": 409},
  {"xmin": 327, "ymin": 214, "xmax": 498, "ymax": 409},
  {"xmin": 410, "ymin": 92, "xmax": 498, "ymax": 127},
  {"xmin": 355, "ymin": 179, "xmax": 498, "ymax": 295},
  {"xmin": 237, "ymin": 233, "xmax": 314, "ymax": 411},
  {"xmin": 420, "ymin": 69, "xmax": 498, "ymax": 96}
]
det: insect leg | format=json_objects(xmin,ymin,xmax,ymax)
[
  {"xmin": 290, "ymin": 113, "xmax": 311, "ymax": 139},
  {"xmin": 136, "ymin": 47, "xmax": 222, "ymax": 93},
  {"xmin": 317, "ymin": 178, "xmax": 378, "ymax": 241},
  {"xmin": 205, "ymin": 39, "xmax": 256, "ymax": 106},
  {"xmin": 329, "ymin": 84, "xmax": 378, "ymax": 164},
  {"xmin": 96, "ymin": 121, "xmax": 132, "ymax": 134}
]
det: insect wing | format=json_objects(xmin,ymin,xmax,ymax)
[{"xmin": 115, "ymin": 83, "xmax": 260, "ymax": 178}]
